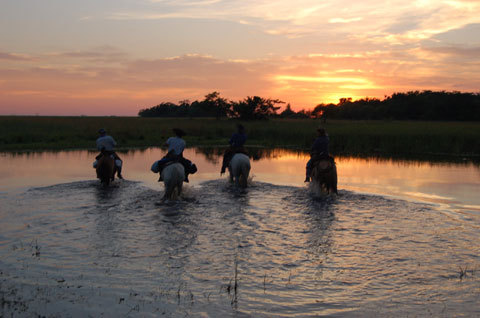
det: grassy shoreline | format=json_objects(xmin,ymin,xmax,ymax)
[{"xmin": 1, "ymin": 116, "xmax": 479, "ymax": 160}]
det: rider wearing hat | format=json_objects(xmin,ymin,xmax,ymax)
[
  {"xmin": 305, "ymin": 127, "xmax": 330, "ymax": 182},
  {"xmin": 95, "ymin": 128, "xmax": 123, "ymax": 179},
  {"xmin": 221, "ymin": 124, "xmax": 248, "ymax": 174},
  {"xmin": 154, "ymin": 128, "xmax": 196, "ymax": 182}
]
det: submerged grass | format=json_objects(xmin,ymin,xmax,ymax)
[{"xmin": 1, "ymin": 116, "xmax": 479, "ymax": 160}]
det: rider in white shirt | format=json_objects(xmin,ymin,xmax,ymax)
[
  {"xmin": 96, "ymin": 134, "xmax": 116, "ymax": 152},
  {"xmin": 94, "ymin": 128, "xmax": 123, "ymax": 179},
  {"xmin": 152, "ymin": 128, "xmax": 196, "ymax": 182},
  {"xmin": 165, "ymin": 135, "xmax": 186, "ymax": 156}
]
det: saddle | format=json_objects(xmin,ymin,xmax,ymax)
[
  {"xmin": 157, "ymin": 157, "xmax": 197, "ymax": 182},
  {"xmin": 96, "ymin": 150, "xmax": 118, "ymax": 161},
  {"xmin": 312, "ymin": 154, "xmax": 335, "ymax": 173}
]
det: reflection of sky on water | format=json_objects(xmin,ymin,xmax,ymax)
[
  {"xmin": 0, "ymin": 148, "xmax": 479, "ymax": 215},
  {"xmin": 1, "ymin": 150, "xmax": 480, "ymax": 317}
]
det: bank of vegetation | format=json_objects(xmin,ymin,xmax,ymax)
[
  {"xmin": 1, "ymin": 116, "xmax": 479, "ymax": 160},
  {"xmin": 138, "ymin": 91, "xmax": 480, "ymax": 121}
]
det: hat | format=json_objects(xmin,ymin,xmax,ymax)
[
  {"xmin": 98, "ymin": 128, "xmax": 106, "ymax": 134},
  {"xmin": 172, "ymin": 128, "xmax": 186, "ymax": 137}
]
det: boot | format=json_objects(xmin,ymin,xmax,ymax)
[
  {"xmin": 304, "ymin": 175, "xmax": 310, "ymax": 182},
  {"xmin": 117, "ymin": 167, "xmax": 123, "ymax": 179},
  {"xmin": 184, "ymin": 173, "xmax": 189, "ymax": 183}
]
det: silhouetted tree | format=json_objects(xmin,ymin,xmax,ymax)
[
  {"xmin": 311, "ymin": 91, "xmax": 480, "ymax": 121},
  {"xmin": 138, "ymin": 102, "xmax": 180, "ymax": 117},
  {"xmin": 231, "ymin": 96, "xmax": 283, "ymax": 120},
  {"xmin": 203, "ymin": 91, "xmax": 230, "ymax": 119},
  {"xmin": 138, "ymin": 90, "xmax": 480, "ymax": 121},
  {"xmin": 280, "ymin": 103, "xmax": 296, "ymax": 118}
]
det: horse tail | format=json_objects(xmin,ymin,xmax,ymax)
[
  {"xmin": 97, "ymin": 155, "xmax": 115, "ymax": 186},
  {"xmin": 230, "ymin": 153, "xmax": 250, "ymax": 188},
  {"xmin": 312, "ymin": 159, "xmax": 337, "ymax": 195},
  {"xmin": 239, "ymin": 158, "xmax": 250, "ymax": 188},
  {"xmin": 161, "ymin": 163, "xmax": 185, "ymax": 200}
]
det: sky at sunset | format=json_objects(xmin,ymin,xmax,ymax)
[{"xmin": 1, "ymin": 0, "xmax": 480, "ymax": 116}]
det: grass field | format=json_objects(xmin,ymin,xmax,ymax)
[{"xmin": 1, "ymin": 116, "xmax": 479, "ymax": 159}]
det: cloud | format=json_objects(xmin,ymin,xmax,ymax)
[
  {"xmin": 46, "ymin": 46, "xmax": 129, "ymax": 63},
  {"xmin": 328, "ymin": 17, "xmax": 363, "ymax": 24},
  {"xmin": 423, "ymin": 46, "xmax": 480, "ymax": 58},
  {"xmin": 149, "ymin": 0, "xmax": 223, "ymax": 6},
  {"xmin": 1, "ymin": 35, "xmax": 480, "ymax": 115},
  {"xmin": 0, "ymin": 52, "xmax": 35, "ymax": 61},
  {"xmin": 105, "ymin": 0, "xmax": 480, "ymax": 43}
]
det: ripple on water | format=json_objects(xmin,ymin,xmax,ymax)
[{"xmin": 0, "ymin": 179, "xmax": 479, "ymax": 317}]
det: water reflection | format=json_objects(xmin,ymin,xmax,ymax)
[
  {"xmin": 0, "ymin": 147, "xmax": 479, "ymax": 216},
  {"xmin": 1, "ymin": 152, "xmax": 479, "ymax": 316}
]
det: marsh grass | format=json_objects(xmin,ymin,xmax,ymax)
[
  {"xmin": 459, "ymin": 266, "xmax": 468, "ymax": 280},
  {"xmin": 1, "ymin": 116, "xmax": 479, "ymax": 159}
]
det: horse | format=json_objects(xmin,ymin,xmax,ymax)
[
  {"xmin": 311, "ymin": 157, "xmax": 338, "ymax": 195},
  {"xmin": 96, "ymin": 153, "xmax": 115, "ymax": 187},
  {"xmin": 161, "ymin": 162, "xmax": 185, "ymax": 200},
  {"xmin": 228, "ymin": 153, "xmax": 251, "ymax": 188}
]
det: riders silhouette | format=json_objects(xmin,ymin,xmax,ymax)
[
  {"xmin": 94, "ymin": 128, "xmax": 123, "ymax": 179},
  {"xmin": 221, "ymin": 124, "xmax": 249, "ymax": 175},
  {"xmin": 152, "ymin": 128, "xmax": 197, "ymax": 182},
  {"xmin": 305, "ymin": 128, "xmax": 333, "ymax": 182}
]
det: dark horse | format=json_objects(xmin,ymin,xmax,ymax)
[
  {"xmin": 96, "ymin": 151, "xmax": 115, "ymax": 187},
  {"xmin": 311, "ymin": 156, "xmax": 338, "ymax": 195}
]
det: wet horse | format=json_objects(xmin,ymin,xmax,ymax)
[
  {"xmin": 96, "ymin": 153, "xmax": 115, "ymax": 187},
  {"xmin": 228, "ymin": 153, "xmax": 251, "ymax": 188},
  {"xmin": 161, "ymin": 162, "xmax": 185, "ymax": 200},
  {"xmin": 311, "ymin": 157, "xmax": 338, "ymax": 195}
]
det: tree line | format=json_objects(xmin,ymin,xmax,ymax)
[
  {"xmin": 138, "ymin": 90, "xmax": 480, "ymax": 121},
  {"xmin": 138, "ymin": 92, "xmax": 283, "ymax": 120}
]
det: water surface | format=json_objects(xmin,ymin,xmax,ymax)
[{"xmin": 0, "ymin": 148, "xmax": 479, "ymax": 317}]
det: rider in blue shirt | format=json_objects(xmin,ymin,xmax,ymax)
[
  {"xmin": 221, "ymin": 124, "xmax": 248, "ymax": 174},
  {"xmin": 305, "ymin": 128, "xmax": 329, "ymax": 182}
]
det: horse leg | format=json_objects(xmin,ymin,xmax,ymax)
[
  {"xmin": 163, "ymin": 185, "xmax": 172, "ymax": 200},
  {"xmin": 177, "ymin": 182, "xmax": 183, "ymax": 197},
  {"xmin": 239, "ymin": 166, "xmax": 250, "ymax": 188},
  {"xmin": 332, "ymin": 168, "xmax": 338, "ymax": 194},
  {"xmin": 234, "ymin": 173, "xmax": 240, "ymax": 187}
]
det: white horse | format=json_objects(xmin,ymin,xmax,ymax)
[
  {"xmin": 161, "ymin": 162, "xmax": 185, "ymax": 200},
  {"xmin": 228, "ymin": 153, "xmax": 251, "ymax": 188}
]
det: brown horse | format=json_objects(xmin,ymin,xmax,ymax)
[
  {"xmin": 96, "ymin": 153, "xmax": 115, "ymax": 187},
  {"xmin": 311, "ymin": 157, "xmax": 338, "ymax": 195}
]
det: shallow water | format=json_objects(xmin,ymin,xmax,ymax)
[{"xmin": 0, "ymin": 149, "xmax": 479, "ymax": 317}]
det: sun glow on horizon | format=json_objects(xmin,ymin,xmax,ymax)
[{"xmin": 1, "ymin": 0, "xmax": 479, "ymax": 115}]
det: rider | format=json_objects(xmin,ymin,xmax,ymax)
[
  {"xmin": 95, "ymin": 128, "xmax": 123, "ymax": 179},
  {"xmin": 305, "ymin": 127, "xmax": 330, "ymax": 182},
  {"xmin": 155, "ymin": 128, "xmax": 196, "ymax": 182},
  {"xmin": 221, "ymin": 124, "xmax": 248, "ymax": 174}
]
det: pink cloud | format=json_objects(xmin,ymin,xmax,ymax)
[{"xmin": 1, "ymin": 47, "xmax": 479, "ymax": 115}]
